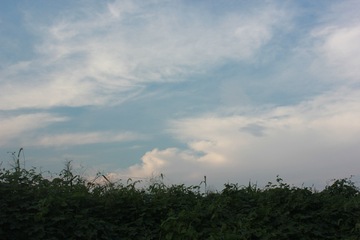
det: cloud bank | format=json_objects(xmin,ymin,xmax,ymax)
[{"xmin": 115, "ymin": 88, "xmax": 360, "ymax": 189}]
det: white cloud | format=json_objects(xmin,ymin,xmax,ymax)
[
  {"xmin": 299, "ymin": 0, "xmax": 360, "ymax": 83},
  {"xmin": 0, "ymin": 0, "xmax": 289, "ymax": 110},
  {"xmin": 107, "ymin": 0, "xmax": 139, "ymax": 19},
  {"xmin": 115, "ymin": 147, "xmax": 204, "ymax": 182},
  {"xmin": 114, "ymin": 88, "xmax": 360, "ymax": 190},
  {"xmin": 0, "ymin": 113, "xmax": 145, "ymax": 148},
  {"xmin": 310, "ymin": 26, "xmax": 360, "ymax": 81},
  {"xmin": 26, "ymin": 131, "xmax": 147, "ymax": 147},
  {"xmin": 0, "ymin": 113, "xmax": 68, "ymax": 146}
]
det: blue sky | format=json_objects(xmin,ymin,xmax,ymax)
[{"xmin": 1, "ymin": 0, "xmax": 360, "ymax": 190}]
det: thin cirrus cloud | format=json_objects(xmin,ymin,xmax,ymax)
[
  {"xmin": 0, "ymin": 112, "xmax": 145, "ymax": 148},
  {"xmin": 0, "ymin": 0, "xmax": 288, "ymax": 110},
  {"xmin": 311, "ymin": 26, "xmax": 360, "ymax": 81},
  {"xmin": 0, "ymin": 113, "xmax": 68, "ymax": 147},
  {"xmin": 301, "ymin": 0, "xmax": 360, "ymax": 83},
  {"xmin": 26, "ymin": 131, "xmax": 148, "ymax": 147}
]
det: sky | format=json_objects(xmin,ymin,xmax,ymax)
[{"xmin": 1, "ymin": 0, "xmax": 360, "ymax": 191}]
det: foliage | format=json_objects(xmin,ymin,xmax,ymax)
[{"xmin": 1, "ymin": 156, "xmax": 360, "ymax": 239}]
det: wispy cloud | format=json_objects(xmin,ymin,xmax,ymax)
[
  {"xmin": 25, "ymin": 131, "xmax": 148, "ymax": 147},
  {"xmin": 0, "ymin": 112, "xmax": 146, "ymax": 148},
  {"xmin": 0, "ymin": 113, "xmax": 68, "ymax": 146},
  {"xmin": 311, "ymin": 26, "xmax": 360, "ymax": 81},
  {"xmin": 0, "ymin": 0, "xmax": 290, "ymax": 110},
  {"xmin": 292, "ymin": 0, "xmax": 360, "ymax": 84}
]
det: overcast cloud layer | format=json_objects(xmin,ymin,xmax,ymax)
[{"xmin": 1, "ymin": 0, "xmax": 360, "ymax": 190}]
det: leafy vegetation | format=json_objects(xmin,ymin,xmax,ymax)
[{"xmin": 1, "ymin": 150, "xmax": 360, "ymax": 239}]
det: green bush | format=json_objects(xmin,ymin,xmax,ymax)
[{"xmin": 1, "ymin": 159, "xmax": 360, "ymax": 239}]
